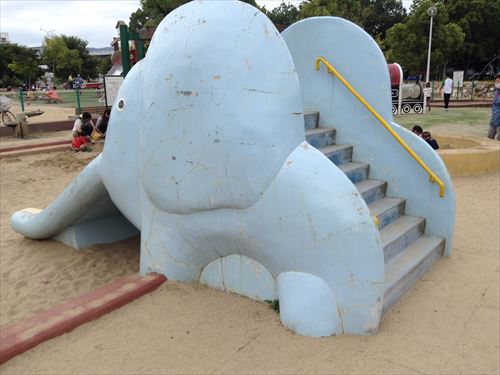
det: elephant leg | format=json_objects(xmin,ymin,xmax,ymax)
[
  {"xmin": 277, "ymin": 271, "xmax": 342, "ymax": 337},
  {"xmin": 139, "ymin": 208, "xmax": 215, "ymax": 282}
]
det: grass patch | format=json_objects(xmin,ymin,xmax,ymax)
[
  {"xmin": 264, "ymin": 299, "xmax": 279, "ymax": 313},
  {"xmin": 395, "ymin": 108, "xmax": 490, "ymax": 129},
  {"xmin": 394, "ymin": 107, "xmax": 492, "ymax": 138},
  {"xmin": 58, "ymin": 90, "xmax": 102, "ymax": 108}
]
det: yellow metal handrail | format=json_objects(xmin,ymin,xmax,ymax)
[{"xmin": 315, "ymin": 56, "xmax": 445, "ymax": 198}]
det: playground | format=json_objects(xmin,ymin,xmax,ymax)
[
  {"xmin": 0, "ymin": 86, "xmax": 499, "ymax": 373},
  {"xmin": 0, "ymin": 2, "xmax": 499, "ymax": 373},
  {"xmin": 0, "ymin": 148, "xmax": 498, "ymax": 373}
]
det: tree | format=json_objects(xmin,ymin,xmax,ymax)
[
  {"xmin": 299, "ymin": 0, "xmax": 365, "ymax": 26},
  {"xmin": 0, "ymin": 43, "xmax": 41, "ymax": 88},
  {"xmin": 60, "ymin": 35, "xmax": 99, "ymax": 80},
  {"xmin": 266, "ymin": 2, "xmax": 300, "ymax": 27},
  {"xmin": 445, "ymin": 0, "xmax": 500, "ymax": 74},
  {"xmin": 98, "ymin": 58, "xmax": 112, "ymax": 76},
  {"xmin": 385, "ymin": 0, "xmax": 464, "ymax": 76},
  {"xmin": 361, "ymin": 0, "xmax": 406, "ymax": 39},
  {"xmin": 42, "ymin": 36, "xmax": 82, "ymax": 82},
  {"xmin": 8, "ymin": 55, "xmax": 40, "ymax": 89},
  {"xmin": 129, "ymin": 0, "xmax": 260, "ymax": 31}
]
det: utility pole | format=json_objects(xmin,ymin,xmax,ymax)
[{"xmin": 423, "ymin": 6, "xmax": 437, "ymax": 114}]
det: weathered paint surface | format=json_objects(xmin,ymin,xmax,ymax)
[
  {"xmin": 10, "ymin": 2, "xmax": 401, "ymax": 337},
  {"xmin": 282, "ymin": 17, "xmax": 455, "ymax": 255}
]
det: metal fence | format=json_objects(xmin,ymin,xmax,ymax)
[
  {"xmin": 430, "ymin": 80, "xmax": 496, "ymax": 101},
  {"xmin": 12, "ymin": 88, "xmax": 105, "ymax": 113}
]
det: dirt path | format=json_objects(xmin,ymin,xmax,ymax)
[{"xmin": 0, "ymin": 146, "xmax": 498, "ymax": 373}]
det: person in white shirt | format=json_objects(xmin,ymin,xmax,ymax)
[
  {"xmin": 423, "ymin": 82, "xmax": 432, "ymax": 112},
  {"xmin": 72, "ymin": 112, "xmax": 94, "ymax": 138},
  {"xmin": 441, "ymin": 74, "xmax": 453, "ymax": 111}
]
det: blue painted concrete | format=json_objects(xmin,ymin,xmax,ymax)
[
  {"xmin": 304, "ymin": 111, "xmax": 319, "ymax": 130},
  {"xmin": 321, "ymin": 144, "xmax": 353, "ymax": 165},
  {"xmin": 306, "ymin": 128, "xmax": 336, "ymax": 148},
  {"xmin": 283, "ymin": 17, "xmax": 455, "ymax": 256},
  {"xmin": 10, "ymin": 4, "xmax": 455, "ymax": 337}
]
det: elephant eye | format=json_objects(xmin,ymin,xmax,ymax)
[{"xmin": 117, "ymin": 98, "xmax": 125, "ymax": 111}]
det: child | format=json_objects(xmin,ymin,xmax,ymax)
[
  {"xmin": 423, "ymin": 82, "xmax": 432, "ymax": 112},
  {"xmin": 72, "ymin": 112, "xmax": 94, "ymax": 138},
  {"xmin": 95, "ymin": 108, "xmax": 111, "ymax": 138},
  {"xmin": 412, "ymin": 125, "xmax": 423, "ymax": 136},
  {"xmin": 71, "ymin": 135, "xmax": 91, "ymax": 152},
  {"xmin": 47, "ymin": 86, "xmax": 62, "ymax": 103},
  {"xmin": 422, "ymin": 131, "xmax": 439, "ymax": 150}
]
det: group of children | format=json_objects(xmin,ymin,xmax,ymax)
[
  {"xmin": 412, "ymin": 125, "xmax": 439, "ymax": 150},
  {"xmin": 71, "ymin": 109, "xmax": 110, "ymax": 151}
]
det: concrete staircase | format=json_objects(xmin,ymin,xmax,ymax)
[{"xmin": 304, "ymin": 111, "xmax": 445, "ymax": 315}]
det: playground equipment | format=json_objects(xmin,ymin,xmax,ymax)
[
  {"xmin": 10, "ymin": 1, "xmax": 455, "ymax": 337},
  {"xmin": 2, "ymin": 109, "xmax": 44, "ymax": 138},
  {"xmin": 388, "ymin": 63, "xmax": 425, "ymax": 114},
  {"xmin": 0, "ymin": 95, "xmax": 15, "ymax": 125}
]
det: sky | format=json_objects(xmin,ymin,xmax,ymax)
[{"xmin": 0, "ymin": 0, "xmax": 413, "ymax": 48}]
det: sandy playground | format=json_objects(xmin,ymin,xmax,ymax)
[{"xmin": 0, "ymin": 111, "xmax": 499, "ymax": 373}]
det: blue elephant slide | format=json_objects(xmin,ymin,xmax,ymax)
[{"xmin": 11, "ymin": 1, "xmax": 455, "ymax": 337}]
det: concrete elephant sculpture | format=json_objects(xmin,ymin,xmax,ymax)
[{"xmin": 11, "ymin": 1, "xmax": 384, "ymax": 336}]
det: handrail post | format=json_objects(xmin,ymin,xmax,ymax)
[
  {"xmin": 19, "ymin": 89, "xmax": 25, "ymax": 112},
  {"xmin": 76, "ymin": 88, "xmax": 81, "ymax": 115}
]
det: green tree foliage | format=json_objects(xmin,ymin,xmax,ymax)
[
  {"xmin": 42, "ymin": 36, "xmax": 82, "ymax": 81},
  {"xmin": 266, "ymin": 1, "xmax": 300, "ymax": 26},
  {"xmin": 446, "ymin": 0, "xmax": 500, "ymax": 73},
  {"xmin": 98, "ymin": 58, "xmax": 113, "ymax": 76},
  {"xmin": 129, "ymin": 0, "xmax": 259, "ymax": 31},
  {"xmin": 386, "ymin": 0, "xmax": 464, "ymax": 75},
  {"xmin": 60, "ymin": 35, "xmax": 99, "ymax": 80},
  {"xmin": 299, "ymin": 0, "xmax": 365, "ymax": 25},
  {"xmin": 361, "ymin": 0, "xmax": 406, "ymax": 39},
  {"xmin": 0, "ymin": 43, "xmax": 41, "ymax": 88},
  {"xmin": 298, "ymin": 0, "xmax": 406, "ymax": 40}
]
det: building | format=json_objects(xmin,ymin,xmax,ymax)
[{"xmin": 0, "ymin": 32, "xmax": 10, "ymax": 44}]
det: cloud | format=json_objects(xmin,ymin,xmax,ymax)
[
  {"xmin": 0, "ymin": 0, "xmax": 140, "ymax": 47},
  {"xmin": 1, "ymin": 0, "xmax": 412, "ymax": 47}
]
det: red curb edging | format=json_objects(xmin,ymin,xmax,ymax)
[
  {"xmin": 0, "ymin": 273, "xmax": 167, "ymax": 365},
  {"xmin": 0, "ymin": 144, "xmax": 71, "ymax": 159},
  {"xmin": 0, "ymin": 140, "xmax": 70, "ymax": 153}
]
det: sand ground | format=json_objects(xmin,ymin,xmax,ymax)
[
  {"xmin": 5, "ymin": 102, "xmax": 75, "ymax": 124},
  {"xmin": 0, "ymin": 108, "xmax": 499, "ymax": 374}
]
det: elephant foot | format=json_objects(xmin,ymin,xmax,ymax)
[{"xmin": 278, "ymin": 271, "xmax": 342, "ymax": 337}]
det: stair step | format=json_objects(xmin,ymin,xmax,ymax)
[
  {"xmin": 319, "ymin": 144, "xmax": 353, "ymax": 165},
  {"xmin": 338, "ymin": 162, "xmax": 370, "ymax": 184},
  {"xmin": 368, "ymin": 197, "xmax": 406, "ymax": 229},
  {"xmin": 306, "ymin": 127, "xmax": 336, "ymax": 149},
  {"xmin": 382, "ymin": 236, "xmax": 445, "ymax": 314},
  {"xmin": 381, "ymin": 216, "xmax": 425, "ymax": 262},
  {"xmin": 304, "ymin": 111, "xmax": 319, "ymax": 130},
  {"xmin": 355, "ymin": 179, "xmax": 387, "ymax": 204}
]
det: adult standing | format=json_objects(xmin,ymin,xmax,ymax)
[
  {"xmin": 487, "ymin": 73, "xmax": 500, "ymax": 141},
  {"xmin": 441, "ymin": 74, "xmax": 453, "ymax": 111}
]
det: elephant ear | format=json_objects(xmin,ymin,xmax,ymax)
[
  {"xmin": 99, "ymin": 61, "xmax": 143, "ymax": 229},
  {"xmin": 138, "ymin": 0, "xmax": 305, "ymax": 215}
]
